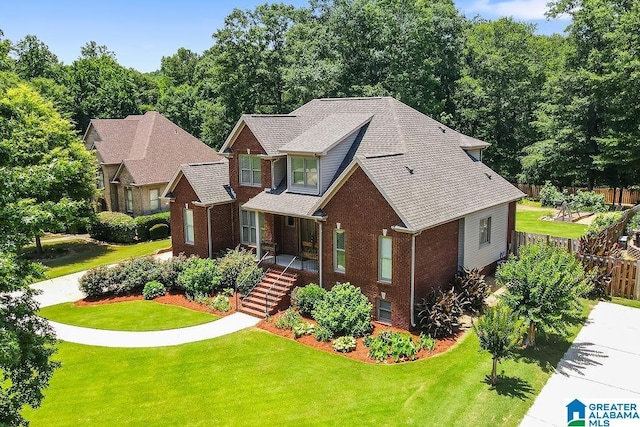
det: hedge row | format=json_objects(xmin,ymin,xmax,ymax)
[{"xmin": 89, "ymin": 211, "xmax": 170, "ymax": 243}]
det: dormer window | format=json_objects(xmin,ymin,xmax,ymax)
[
  {"xmin": 290, "ymin": 156, "xmax": 318, "ymax": 193},
  {"xmin": 239, "ymin": 154, "xmax": 261, "ymax": 186}
]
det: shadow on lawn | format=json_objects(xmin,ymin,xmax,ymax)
[{"xmin": 486, "ymin": 375, "xmax": 535, "ymax": 400}]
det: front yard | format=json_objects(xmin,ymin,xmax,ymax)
[{"xmin": 25, "ymin": 301, "xmax": 594, "ymax": 426}]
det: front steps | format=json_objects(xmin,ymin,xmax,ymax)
[{"xmin": 239, "ymin": 268, "xmax": 297, "ymax": 318}]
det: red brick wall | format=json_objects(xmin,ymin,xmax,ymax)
[
  {"xmin": 414, "ymin": 221, "xmax": 460, "ymax": 304},
  {"xmin": 210, "ymin": 203, "xmax": 235, "ymax": 256},
  {"xmin": 170, "ymin": 175, "xmax": 209, "ymax": 258},
  {"xmin": 321, "ymin": 167, "xmax": 413, "ymax": 329}
]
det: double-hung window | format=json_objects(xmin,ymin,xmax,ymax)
[
  {"xmin": 125, "ymin": 188, "xmax": 133, "ymax": 213},
  {"xmin": 239, "ymin": 154, "xmax": 261, "ymax": 186},
  {"xmin": 184, "ymin": 209, "xmax": 194, "ymax": 244},
  {"xmin": 241, "ymin": 209, "xmax": 258, "ymax": 245},
  {"xmin": 149, "ymin": 189, "xmax": 159, "ymax": 211},
  {"xmin": 334, "ymin": 229, "xmax": 346, "ymax": 273},
  {"xmin": 479, "ymin": 217, "xmax": 491, "ymax": 246},
  {"xmin": 378, "ymin": 236, "xmax": 392, "ymax": 282},
  {"xmin": 291, "ymin": 156, "xmax": 318, "ymax": 191}
]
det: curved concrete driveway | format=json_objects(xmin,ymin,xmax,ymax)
[
  {"xmin": 520, "ymin": 301, "xmax": 640, "ymax": 426},
  {"xmin": 30, "ymin": 253, "xmax": 260, "ymax": 348}
]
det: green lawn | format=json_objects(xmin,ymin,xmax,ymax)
[
  {"xmin": 25, "ymin": 238, "xmax": 171, "ymax": 279},
  {"xmin": 25, "ymin": 301, "xmax": 595, "ymax": 426},
  {"xmin": 610, "ymin": 296, "xmax": 640, "ymax": 309},
  {"xmin": 39, "ymin": 301, "xmax": 218, "ymax": 331},
  {"xmin": 516, "ymin": 209, "xmax": 587, "ymax": 239}
]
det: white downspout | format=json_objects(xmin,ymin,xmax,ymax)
[
  {"xmin": 410, "ymin": 233, "xmax": 416, "ymax": 327},
  {"xmin": 207, "ymin": 206, "xmax": 213, "ymax": 258},
  {"xmin": 255, "ymin": 210, "xmax": 261, "ymax": 259},
  {"xmin": 318, "ymin": 221, "xmax": 323, "ymax": 287}
]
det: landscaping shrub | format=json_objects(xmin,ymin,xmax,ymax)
[
  {"xmin": 209, "ymin": 293, "xmax": 231, "ymax": 312},
  {"xmin": 419, "ymin": 333, "xmax": 436, "ymax": 352},
  {"xmin": 135, "ymin": 212, "xmax": 171, "ymax": 241},
  {"xmin": 585, "ymin": 211, "xmax": 623, "ymax": 237},
  {"xmin": 143, "ymin": 281, "xmax": 166, "ymax": 300},
  {"xmin": 572, "ymin": 190, "xmax": 607, "ymax": 212},
  {"xmin": 89, "ymin": 211, "xmax": 137, "ymax": 243},
  {"xmin": 217, "ymin": 248, "xmax": 259, "ymax": 291},
  {"xmin": 626, "ymin": 212, "xmax": 640, "ymax": 234},
  {"xmin": 293, "ymin": 322, "xmax": 315, "ymax": 338},
  {"xmin": 149, "ymin": 223, "xmax": 170, "ymax": 240},
  {"xmin": 539, "ymin": 181, "xmax": 564, "ymax": 207},
  {"xmin": 332, "ymin": 336, "xmax": 356, "ymax": 353},
  {"xmin": 274, "ymin": 308, "xmax": 302, "ymax": 329},
  {"xmin": 292, "ymin": 283, "xmax": 326, "ymax": 316},
  {"xmin": 236, "ymin": 265, "xmax": 265, "ymax": 296},
  {"xmin": 117, "ymin": 257, "xmax": 162, "ymax": 294},
  {"xmin": 416, "ymin": 288, "xmax": 464, "ymax": 338},
  {"xmin": 312, "ymin": 282, "xmax": 373, "ymax": 338},
  {"xmin": 452, "ymin": 267, "xmax": 490, "ymax": 314},
  {"xmin": 79, "ymin": 265, "xmax": 118, "ymax": 298},
  {"xmin": 157, "ymin": 254, "xmax": 188, "ymax": 292},
  {"xmin": 178, "ymin": 257, "xmax": 222, "ymax": 298},
  {"xmin": 313, "ymin": 325, "xmax": 332, "ymax": 342},
  {"xmin": 364, "ymin": 331, "xmax": 419, "ymax": 363}
]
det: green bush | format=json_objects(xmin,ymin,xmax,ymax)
[
  {"xmin": 89, "ymin": 211, "xmax": 137, "ymax": 243},
  {"xmin": 79, "ymin": 265, "xmax": 119, "ymax": 298},
  {"xmin": 209, "ymin": 294, "xmax": 231, "ymax": 312},
  {"xmin": 419, "ymin": 333, "xmax": 437, "ymax": 352},
  {"xmin": 178, "ymin": 257, "xmax": 222, "ymax": 298},
  {"xmin": 143, "ymin": 281, "xmax": 166, "ymax": 300},
  {"xmin": 117, "ymin": 257, "xmax": 162, "ymax": 294},
  {"xmin": 274, "ymin": 308, "xmax": 302, "ymax": 330},
  {"xmin": 626, "ymin": 212, "xmax": 640, "ymax": 234},
  {"xmin": 292, "ymin": 283, "xmax": 326, "ymax": 316},
  {"xmin": 135, "ymin": 212, "xmax": 171, "ymax": 241},
  {"xmin": 572, "ymin": 191, "xmax": 607, "ymax": 212},
  {"xmin": 149, "ymin": 223, "xmax": 170, "ymax": 240},
  {"xmin": 313, "ymin": 325, "xmax": 332, "ymax": 342},
  {"xmin": 236, "ymin": 265, "xmax": 265, "ymax": 296},
  {"xmin": 416, "ymin": 288, "xmax": 464, "ymax": 338},
  {"xmin": 293, "ymin": 322, "xmax": 315, "ymax": 338},
  {"xmin": 585, "ymin": 211, "xmax": 623, "ymax": 237},
  {"xmin": 217, "ymin": 248, "xmax": 260, "ymax": 292},
  {"xmin": 364, "ymin": 331, "xmax": 419, "ymax": 363},
  {"xmin": 539, "ymin": 181, "xmax": 564, "ymax": 207},
  {"xmin": 332, "ymin": 336, "xmax": 357, "ymax": 353},
  {"xmin": 312, "ymin": 282, "xmax": 373, "ymax": 338},
  {"xmin": 156, "ymin": 254, "xmax": 188, "ymax": 292}
]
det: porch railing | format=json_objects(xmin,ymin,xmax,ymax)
[
  {"xmin": 240, "ymin": 251, "xmax": 270, "ymax": 303},
  {"xmin": 265, "ymin": 256, "xmax": 297, "ymax": 316}
]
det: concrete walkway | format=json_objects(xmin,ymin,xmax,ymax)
[
  {"xmin": 29, "ymin": 253, "xmax": 260, "ymax": 348},
  {"xmin": 520, "ymin": 301, "xmax": 640, "ymax": 426}
]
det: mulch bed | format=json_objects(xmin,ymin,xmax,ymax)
[{"xmin": 257, "ymin": 311, "xmax": 466, "ymax": 364}]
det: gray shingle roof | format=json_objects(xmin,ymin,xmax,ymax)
[
  {"xmin": 88, "ymin": 112, "xmax": 222, "ymax": 186},
  {"xmin": 242, "ymin": 190, "xmax": 322, "ymax": 218},
  {"xmin": 180, "ymin": 162, "xmax": 234, "ymax": 205},
  {"xmin": 239, "ymin": 115, "xmax": 314, "ymax": 156},
  {"xmin": 279, "ymin": 113, "xmax": 372, "ymax": 154}
]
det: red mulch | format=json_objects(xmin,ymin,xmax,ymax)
[
  {"xmin": 257, "ymin": 311, "xmax": 465, "ymax": 364},
  {"xmin": 75, "ymin": 291, "xmax": 242, "ymax": 318}
]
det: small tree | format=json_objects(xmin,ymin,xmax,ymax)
[
  {"xmin": 473, "ymin": 304, "xmax": 524, "ymax": 386},
  {"xmin": 497, "ymin": 242, "xmax": 592, "ymax": 347}
]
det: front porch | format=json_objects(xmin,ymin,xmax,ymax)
[{"xmin": 262, "ymin": 253, "xmax": 319, "ymax": 274}]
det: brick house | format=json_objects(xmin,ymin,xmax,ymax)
[
  {"xmin": 83, "ymin": 111, "xmax": 221, "ymax": 217},
  {"xmin": 163, "ymin": 97, "xmax": 524, "ymax": 329}
]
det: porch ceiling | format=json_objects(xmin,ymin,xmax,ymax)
[{"xmin": 242, "ymin": 190, "xmax": 323, "ymax": 218}]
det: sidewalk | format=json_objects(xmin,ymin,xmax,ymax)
[{"xmin": 29, "ymin": 252, "xmax": 260, "ymax": 348}]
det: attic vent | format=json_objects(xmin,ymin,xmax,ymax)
[
  {"xmin": 405, "ymin": 166, "xmax": 414, "ymax": 175},
  {"xmin": 438, "ymin": 126, "xmax": 446, "ymax": 133}
]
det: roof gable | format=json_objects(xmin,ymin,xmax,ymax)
[{"xmin": 163, "ymin": 161, "xmax": 234, "ymax": 206}]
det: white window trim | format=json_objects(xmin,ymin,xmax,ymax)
[
  {"xmin": 239, "ymin": 154, "xmax": 261, "ymax": 187},
  {"xmin": 378, "ymin": 236, "xmax": 392, "ymax": 283},
  {"xmin": 289, "ymin": 156, "xmax": 319, "ymax": 193},
  {"xmin": 149, "ymin": 189, "xmax": 159, "ymax": 211},
  {"xmin": 184, "ymin": 208, "xmax": 194, "ymax": 245},
  {"xmin": 377, "ymin": 299, "xmax": 392, "ymax": 324},
  {"xmin": 240, "ymin": 208, "xmax": 258, "ymax": 245},
  {"xmin": 333, "ymin": 229, "xmax": 346, "ymax": 273},
  {"xmin": 479, "ymin": 216, "xmax": 491, "ymax": 247}
]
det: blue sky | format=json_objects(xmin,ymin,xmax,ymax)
[{"xmin": 1, "ymin": 0, "xmax": 570, "ymax": 73}]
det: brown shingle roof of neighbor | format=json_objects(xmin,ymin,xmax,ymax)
[
  {"xmin": 88, "ymin": 111, "xmax": 222, "ymax": 186},
  {"xmin": 224, "ymin": 97, "xmax": 524, "ymax": 232},
  {"xmin": 179, "ymin": 161, "xmax": 234, "ymax": 206}
]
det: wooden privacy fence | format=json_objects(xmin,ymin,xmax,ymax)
[
  {"xmin": 510, "ymin": 230, "xmax": 640, "ymax": 300},
  {"xmin": 516, "ymin": 183, "xmax": 640, "ymax": 205}
]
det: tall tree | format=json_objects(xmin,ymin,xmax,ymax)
[
  {"xmin": 0, "ymin": 70, "xmax": 95, "ymax": 426},
  {"xmin": 12, "ymin": 34, "xmax": 62, "ymax": 80}
]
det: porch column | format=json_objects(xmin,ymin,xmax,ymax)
[
  {"xmin": 255, "ymin": 210, "xmax": 261, "ymax": 259},
  {"xmin": 318, "ymin": 221, "xmax": 323, "ymax": 287}
]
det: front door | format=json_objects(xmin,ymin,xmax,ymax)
[{"xmin": 299, "ymin": 219, "xmax": 318, "ymax": 259}]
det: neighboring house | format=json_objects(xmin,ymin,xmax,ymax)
[
  {"xmin": 83, "ymin": 111, "xmax": 222, "ymax": 217},
  {"xmin": 163, "ymin": 97, "xmax": 525, "ymax": 329}
]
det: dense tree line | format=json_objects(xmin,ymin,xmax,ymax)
[{"xmin": 2, "ymin": 0, "xmax": 639, "ymax": 190}]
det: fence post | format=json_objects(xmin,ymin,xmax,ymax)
[
  {"xmin": 635, "ymin": 260, "xmax": 640, "ymax": 301},
  {"xmin": 567, "ymin": 238, "xmax": 573, "ymax": 254}
]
